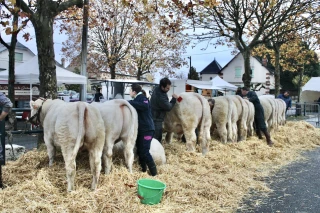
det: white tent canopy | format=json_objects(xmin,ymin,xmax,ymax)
[
  {"xmin": 186, "ymin": 76, "xmax": 237, "ymax": 91},
  {"xmin": 301, "ymin": 77, "xmax": 320, "ymax": 103},
  {"xmin": 0, "ymin": 56, "xmax": 87, "ymax": 85},
  {"xmin": 186, "ymin": 79, "xmax": 221, "ymax": 90},
  {"xmin": 210, "ymin": 76, "xmax": 238, "ymax": 91},
  {"xmin": 302, "ymin": 77, "xmax": 320, "ymax": 92}
]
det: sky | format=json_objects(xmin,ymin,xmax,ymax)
[{"xmin": 0, "ymin": 22, "xmax": 236, "ymax": 79}]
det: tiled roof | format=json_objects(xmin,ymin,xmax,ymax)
[{"xmin": 200, "ymin": 58, "xmax": 222, "ymax": 74}]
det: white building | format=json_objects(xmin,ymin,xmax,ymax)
[
  {"xmin": 220, "ymin": 53, "xmax": 275, "ymax": 96},
  {"xmin": 0, "ymin": 41, "xmax": 35, "ymax": 71}
]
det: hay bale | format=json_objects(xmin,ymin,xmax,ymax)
[{"xmin": 0, "ymin": 121, "xmax": 319, "ymax": 212}]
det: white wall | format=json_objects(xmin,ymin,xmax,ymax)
[
  {"xmin": 201, "ymin": 74, "xmax": 218, "ymax": 81},
  {"xmin": 301, "ymin": 91, "xmax": 320, "ymax": 103},
  {"xmin": 0, "ymin": 49, "xmax": 35, "ymax": 71},
  {"xmin": 167, "ymin": 79, "xmax": 186, "ymax": 97}
]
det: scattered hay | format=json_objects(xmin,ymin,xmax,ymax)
[{"xmin": 0, "ymin": 121, "xmax": 319, "ymax": 212}]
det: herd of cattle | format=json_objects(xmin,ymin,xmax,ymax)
[{"xmin": 29, "ymin": 92, "xmax": 287, "ymax": 191}]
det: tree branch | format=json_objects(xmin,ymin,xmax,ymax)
[
  {"xmin": 0, "ymin": 36, "xmax": 10, "ymax": 49},
  {"xmin": 57, "ymin": 0, "xmax": 83, "ymax": 13},
  {"xmin": 16, "ymin": 0, "xmax": 34, "ymax": 16}
]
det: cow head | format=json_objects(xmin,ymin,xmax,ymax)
[{"xmin": 29, "ymin": 98, "xmax": 46, "ymax": 125}]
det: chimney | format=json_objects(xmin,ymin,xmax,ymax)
[{"xmin": 61, "ymin": 58, "xmax": 66, "ymax": 68}]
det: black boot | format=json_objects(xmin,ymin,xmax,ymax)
[
  {"xmin": 139, "ymin": 158, "xmax": 147, "ymax": 172},
  {"xmin": 256, "ymin": 130, "xmax": 263, "ymax": 139},
  {"xmin": 262, "ymin": 129, "xmax": 273, "ymax": 147},
  {"xmin": 146, "ymin": 160, "xmax": 157, "ymax": 176}
]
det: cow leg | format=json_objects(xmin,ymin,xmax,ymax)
[
  {"xmin": 122, "ymin": 138, "xmax": 135, "ymax": 173},
  {"xmin": 44, "ymin": 132, "xmax": 55, "ymax": 166},
  {"xmin": 165, "ymin": 132, "xmax": 173, "ymax": 144},
  {"xmin": 242, "ymin": 120, "xmax": 248, "ymax": 141},
  {"xmin": 183, "ymin": 128, "xmax": 197, "ymax": 152},
  {"xmin": 89, "ymin": 147, "xmax": 103, "ymax": 191},
  {"xmin": 103, "ymin": 138, "xmax": 114, "ymax": 175},
  {"xmin": 216, "ymin": 124, "xmax": 227, "ymax": 143},
  {"xmin": 201, "ymin": 126, "xmax": 211, "ymax": 155},
  {"xmin": 61, "ymin": 148, "xmax": 76, "ymax": 192}
]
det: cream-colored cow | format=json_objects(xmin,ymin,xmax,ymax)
[
  {"xmin": 91, "ymin": 99, "xmax": 138, "ymax": 174},
  {"xmin": 163, "ymin": 92, "xmax": 212, "ymax": 155},
  {"xmin": 30, "ymin": 99, "xmax": 105, "ymax": 192}
]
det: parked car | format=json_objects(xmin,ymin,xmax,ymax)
[
  {"xmin": 57, "ymin": 90, "xmax": 77, "ymax": 97},
  {"xmin": 70, "ymin": 93, "xmax": 94, "ymax": 103}
]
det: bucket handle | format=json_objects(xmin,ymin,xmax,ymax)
[{"xmin": 137, "ymin": 189, "xmax": 164, "ymax": 200}]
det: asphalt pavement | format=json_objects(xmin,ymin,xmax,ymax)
[{"xmin": 237, "ymin": 147, "xmax": 320, "ymax": 213}]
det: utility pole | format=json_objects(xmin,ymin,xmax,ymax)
[
  {"xmin": 187, "ymin": 56, "xmax": 191, "ymax": 79},
  {"xmin": 80, "ymin": 0, "xmax": 89, "ymax": 101}
]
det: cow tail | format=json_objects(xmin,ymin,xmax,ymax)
[
  {"xmin": 71, "ymin": 102, "xmax": 86, "ymax": 160},
  {"xmin": 226, "ymin": 97, "xmax": 233, "ymax": 141},
  {"xmin": 124, "ymin": 101, "xmax": 138, "ymax": 141}
]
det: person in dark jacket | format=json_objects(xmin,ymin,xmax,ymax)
[
  {"xmin": 241, "ymin": 87, "xmax": 273, "ymax": 146},
  {"xmin": 150, "ymin": 77, "xmax": 178, "ymax": 143},
  {"xmin": 94, "ymin": 88, "xmax": 104, "ymax": 102},
  {"xmin": 277, "ymin": 91, "xmax": 292, "ymax": 113},
  {"xmin": 235, "ymin": 87, "xmax": 242, "ymax": 96},
  {"xmin": 128, "ymin": 84, "xmax": 157, "ymax": 176},
  {"xmin": 0, "ymin": 92, "xmax": 12, "ymax": 162}
]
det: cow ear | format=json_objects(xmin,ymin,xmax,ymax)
[
  {"xmin": 30, "ymin": 101, "xmax": 39, "ymax": 110},
  {"xmin": 30, "ymin": 101, "xmax": 34, "ymax": 108}
]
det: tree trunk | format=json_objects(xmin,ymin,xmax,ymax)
[
  {"xmin": 8, "ymin": 13, "xmax": 18, "ymax": 130},
  {"xmin": 297, "ymin": 65, "xmax": 304, "ymax": 103},
  {"xmin": 32, "ymin": 17, "xmax": 57, "ymax": 99},
  {"xmin": 109, "ymin": 63, "xmax": 116, "ymax": 79},
  {"xmin": 274, "ymin": 45, "xmax": 281, "ymax": 97},
  {"xmin": 242, "ymin": 50, "xmax": 252, "ymax": 88},
  {"xmin": 137, "ymin": 67, "xmax": 142, "ymax": 80}
]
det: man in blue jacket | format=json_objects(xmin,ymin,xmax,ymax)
[
  {"xmin": 128, "ymin": 84, "xmax": 157, "ymax": 176},
  {"xmin": 277, "ymin": 91, "xmax": 292, "ymax": 113},
  {"xmin": 150, "ymin": 78, "xmax": 178, "ymax": 143}
]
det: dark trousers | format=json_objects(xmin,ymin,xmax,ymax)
[
  {"xmin": 153, "ymin": 121, "xmax": 163, "ymax": 143},
  {"xmin": 136, "ymin": 130, "xmax": 154, "ymax": 164}
]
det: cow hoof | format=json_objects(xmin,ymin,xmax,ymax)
[{"xmin": 202, "ymin": 149, "xmax": 208, "ymax": 156}]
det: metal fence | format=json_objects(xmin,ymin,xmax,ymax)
[{"xmin": 287, "ymin": 102, "xmax": 320, "ymax": 127}]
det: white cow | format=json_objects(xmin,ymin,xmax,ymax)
[
  {"xmin": 113, "ymin": 138, "xmax": 166, "ymax": 166},
  {"xmin": 163, "ymin": 92, "xmax": 212, "ymax": 155},
  {"xmin": 209, "ymin": 96, "xmax": 238, "ymax": 143},
  {"xmin": 276, "ymin": 99, "xmax": 287, "ymax": 125},
  {"xmin": 30, "ymin": 99, "xmax": 105, "ymax": 192},
  {"xmin": 244, "ymin": 99, "xmax": 255, "ymax": 137},
  {"xmin": 91, "ymin": 99, "xmax": 138, "ymax": 174},
  {"xmin": 259, "ymin": 96, "xmax": 274, "ymax": 132},
  {"xmin": 226, "ymin": 95, "xmax": 249, "ymax": 141}
]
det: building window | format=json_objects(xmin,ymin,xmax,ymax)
[
  {"xmin": 251, "ymin": 67, "xmax": 254, "ymax": 78},
  {"xmin": 235, "ymin": 67, "xmax": 242, "ymax": 78},
  {"xmin": 15, "ymin": 52, "xmax": 23, "ymax": 62}
]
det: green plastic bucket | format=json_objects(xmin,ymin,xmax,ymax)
[{"xmin": 137, "ymin": 179, "xmax": 166, "ymax": 205}]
